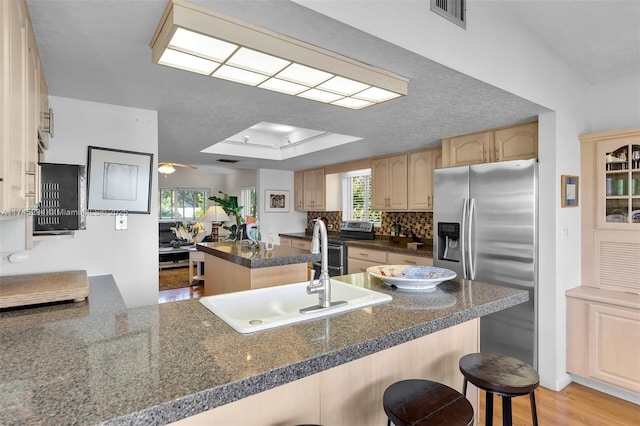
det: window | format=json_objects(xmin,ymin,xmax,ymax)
[
  {"xmin": 240, "ymin": 186, "xmax": 257, "ymax": 219},
  {"xmin": 159, "ymin": 188, "xmax": 208, "ymax": 220},
  {"xmin": 342, "ymin": 169, "xmax": 381, "ymax": 224}
]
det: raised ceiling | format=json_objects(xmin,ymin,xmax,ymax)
[{"xmin": 25, "ymin": 0, "xmax": 638, "ymax": 171}]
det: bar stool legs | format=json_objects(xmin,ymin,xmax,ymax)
[{"xmin": 459, "ymin": 353, "xmax": 539, "ymax": 426}]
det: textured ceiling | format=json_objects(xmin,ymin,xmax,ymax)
[{"xmin": 25, "ymin": 0, "xmax": 633, "ymax": 172}]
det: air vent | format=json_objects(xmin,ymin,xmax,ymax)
[
  {"xmin": 431, "ymin": 0, "xmax": 466, "ymax": 29},
  {"xmin": 217, "ymin": 159, "xmax": 239, "ymax": 164}
]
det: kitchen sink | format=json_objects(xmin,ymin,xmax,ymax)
[{"xmin": 199, "ymin": 280, "xmax": 392, "ymax": 333}]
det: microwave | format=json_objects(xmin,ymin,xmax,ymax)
[{"xmin": 34, "ymin": 163, "xmax": 86, "ymax": 234}]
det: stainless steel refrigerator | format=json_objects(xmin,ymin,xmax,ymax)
[{"xmin": 433, "ymin": 159, "xmax": 538, "ymax": 368}]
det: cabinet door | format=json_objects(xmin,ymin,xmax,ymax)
[
  {"xmin": 371, "ymin": 158, "xmax": 389, "ymax": 210},
  {"xmin": 294, "ymin": 171, "xmax": 304, "ymax": 211},
  {"xmin": 303, "ymin": 168, "xmax": 325, "ymax": 211},
  {"xmin": 388, "ymin": 154, "xmax": 407, "ymax": 210},
  {"xmin": 408, "ymin": 149, "xmax": 433, "ymax": 210},
  {"xmin": 4, "ymin": 0, "xmax": 28, "ymax": 210},
  {"xmin": 494, "ymin": 122, "xmax": 538, "ymax": 162},
  {"xmin": 442, "ymin": 131, "xmax": 491, "ymax": 167},
  {"xmin": 279, "ymin": 237, "xmax": 292, "ymax": 247},
  {"xmin": 387, "ymin": 252, "xmax": 433, "ymax": 266},
  {"xmin": 596, "ymin": 136, "xmax": 640, "ymax": 229},
  {"xmin": 588, "ymin": 302, "xmax": 640, "ymax": 392}
]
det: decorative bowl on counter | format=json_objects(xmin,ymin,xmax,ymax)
[{"xmin": 367, "ymin": 265, "xmax": 457, "ymax": 291}]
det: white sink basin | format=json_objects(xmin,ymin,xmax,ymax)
[{"xmin": 199, "ymin": 280, "xmax": 392, "ymax": 333}]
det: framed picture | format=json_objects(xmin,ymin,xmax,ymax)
[
  {"xmin": 561, "ymin": 175, "xmax": 579, "ymax": 208},
  {"xmin": 87, "ymin": 146, "xmax": 153, "ymax": 214},
  {"xmin": 264, "ymin": 189, "xmax": 290, "ymax": 212}
]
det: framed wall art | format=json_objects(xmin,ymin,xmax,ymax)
[
  {"xmin": 264, "ymin": 190, "xmax": 290, "ymax": 213},
  {"xmin": 87, "ymin": 146, "xmax": 153, "ymax": 214},
  {"xmin": 561, "ymin": 175, "xmax": 579, "ymax": 208}
]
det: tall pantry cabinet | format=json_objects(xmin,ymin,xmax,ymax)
[
  {"xmin": 1, "ymin": 0, "xmax": 50, "ymax": 215},
  {"xmin": 566, "ymin": 127, "xmax": 640, "ymax": 394}
]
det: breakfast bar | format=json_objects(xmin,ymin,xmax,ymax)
[{"xmin": 0, "ymin": 272, "xmax": 527, "ymax": 425}]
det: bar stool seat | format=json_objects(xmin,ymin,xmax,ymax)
[
  {"xmin": 459, "ymin": 353, "xmax": 539, "ymax": 426},
  {"xmin": 383, "ymin": 379, "xmax": 473, "ymax": 426}
]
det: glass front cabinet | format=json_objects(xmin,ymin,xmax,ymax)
[{"xmin": 596, "ymin": 136, "xmax": 640, "ymax": 228}]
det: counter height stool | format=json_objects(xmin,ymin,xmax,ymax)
[
  {"xmin": 459, "ymin": 353, "xmax": 539, "ymax": 426},
  {"xmin": 383, "ymin": 379, "xmax": 473, "ymax": 426}
]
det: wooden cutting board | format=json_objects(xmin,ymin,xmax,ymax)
[{"xmin": 0, "ymin": 270, "xmax": 89, "ymax": 309}]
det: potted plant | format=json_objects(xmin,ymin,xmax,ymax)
[{"xmin": 208, "ymin": 191, "xmax": 245, "ymax": 239}]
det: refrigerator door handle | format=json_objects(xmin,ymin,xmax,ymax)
[
  {"xmin": 468, "ymin": 197, "xmax": 476, "ymax": 280},
  {"xmin": 461, "ymin": 198, "xmax": 468, "ymax": 279}
]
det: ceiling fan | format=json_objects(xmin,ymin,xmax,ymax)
[{"xmin": 158, "ymin": 162, "xmax": 197, "ymax": 175}]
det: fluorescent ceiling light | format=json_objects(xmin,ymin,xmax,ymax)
[{"xmin": 150, "ymin": 0, "xmax": 408, "ymax": 109}]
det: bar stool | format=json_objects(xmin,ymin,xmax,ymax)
[
  {"xmin": 459, "ymin": 353, "xmax": 539, "ymax": 426},
  {"xmin": 383, "ymin": 379, "xmax": 473, "ymax": 426}
]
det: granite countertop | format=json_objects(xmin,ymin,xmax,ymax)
[
  {"xmin": 0, "ymin": 273, "xmax": 527, "ymax": 425},
  {"xmin": 279, "ymin": 232, "xmax": 434, "ymax": 258},
  {"xmin": 197, "ymin": 240, "xmax": 319, "ymax": 268}
]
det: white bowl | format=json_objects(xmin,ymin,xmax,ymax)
[{"xmin": 367, "ymin": 265, "xmax": 457, "ymax": 291}]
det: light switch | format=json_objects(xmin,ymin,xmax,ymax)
[{"xmin": 115, "ymin": 215, "xmax": 128, "ymax": 230}]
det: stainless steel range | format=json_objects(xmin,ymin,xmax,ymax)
[{"xmin": 312, "ymin": 221, "xmax": 375, "ymax": 277}]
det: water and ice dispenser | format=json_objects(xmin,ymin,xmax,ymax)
[{"xmin": 437, "ymin": 222, "xmax": 460, "ymax": 262}]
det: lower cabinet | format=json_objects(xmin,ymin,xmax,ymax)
[
  {"xmin": 169, "ymin": 319, "xmax": 479, "ymax": 426},
  {"xmin": 566, "ymin": 287, "xmax": 640, "ymax": 393},
  {"xmin": 347, "ymin": 247, "xmax": 388, "ymax": 274},
  {"xmin": 387, "ymin": 252, "xmax": 433, "ymax": 266},
  {"xmin": 348, "ymin": 247, "xmax": 433, "ymax": 273}
]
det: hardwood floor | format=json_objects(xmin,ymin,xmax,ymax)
[
  {"xmin": 160, "ymin": 287, "xmax": 639, "ymax": 425},
  {"xmin": 478, "ymin": 382, "xmax": 639, "ymax": 425}
]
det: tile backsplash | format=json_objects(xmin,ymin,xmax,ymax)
[{"xmin": 305, "ymin": 211, "xmax": 433, "ymax": 239}]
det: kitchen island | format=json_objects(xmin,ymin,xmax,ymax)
[
  {"xmin": 0, "ymin": 273, "xmax": 527, "ymax": 425},
  {"xmin": 196, "ymin": 241, "xmax": 318, "ymax": 296}
]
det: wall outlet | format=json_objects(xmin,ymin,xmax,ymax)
[{"xmin": 115, "ymin": 215, "xmax": 128, "ymax": 230}]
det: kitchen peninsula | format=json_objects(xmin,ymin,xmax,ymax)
[
  {"xmin": 0, "ymin": 272, "xmax": 527, "ymax": 425},
  {"xmin": 196, "ymin": 241, "xmax": 318, "ymax": 296}
]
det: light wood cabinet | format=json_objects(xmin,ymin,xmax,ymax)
[
  {"xmin": 303, "ymin": 168, "xmax": 325, "ymax": 210},
  {"xmin": 1, "ymin": 0, "xmax": 48, "ymax": 213},
  {"xmin": 371, "ymin": 154, "xmax": 407, "ymax": 210},
  {"xmin": 580, "ymin": 127, "xmax": 640, "ymax": 293},
  {"xmin": 348, "ymin": 246, "xmax": 433, "ymax": 273},
  {"xmin": 290, "ymin": 238, "xmax": 311, "ymax": 251},
  {"xmin": 566, "ymin": 287, "xmax": 640, "ymax": 393},
  {"xmin": 293, "ymin": 171, "xmax": 304, "ymax": 211},
  {"xmin": 442, "ymin": 121, "xmax": 537, "ymax": 167},
  {"xmin": 279, "ymin": 237, "xmax": 292, "ymax": 247},
  {"xmin": 387, "ymin": 252, "xmax": 433, "ymax": 266},
  {"xmin": 408, "ymin": 147, "xmax": 441, "ymax": 211},
  {"xmin": 294, "ymin": 168, "xmax": 341, "ymax": 212}
]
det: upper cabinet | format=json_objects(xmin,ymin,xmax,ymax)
[
  {"xmin": 580, "ymin": 127, "xmax": 640, "ymax": 293},
  {"xmin": 371, "ymin": 154, "xmax": 407, "ymax": 210},
  {"xmin": 303, "ymin": 168, "xmax": 325, "ymax": 211},
  {"xmin": 442, "ymin": 121, "xmax": 538, "ymax": 168},
  {"xmin": 407, "ymin": 147, "xmax": 441, "ymax": 211},
  {"xmin": 1, "ymin": 0, "xmax": 49, "ymax": 213},
  {"xmin": 293, "ymin": 168, "xmax": 340, "ymax": 212}
]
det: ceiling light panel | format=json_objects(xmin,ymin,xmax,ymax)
[
  {"xmin": 318, "ymin": 76, "xmax": 370, "ymax": 96},
  {"xmin": 150, "ymin": 0, "xmax": 408, "ymax": 109},
  {"xmin": 168, "ymin": 27, "xmax": 237, "ymax": 62},
  {"xmin": 227, "ymin": 47, "xmax": 290, "ymax": 75}
]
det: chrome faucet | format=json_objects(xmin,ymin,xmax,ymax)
[{"xmin": 300, "ymin": 219, "xmax": 346, "ymax": 314}]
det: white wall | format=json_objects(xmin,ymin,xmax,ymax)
[
  {"xmin": 589, "ymin": 74, "xmax": 640, "ymax": 133},
  {"xmin": 224, "ymin": 169, "xmax": 257, "ymax": 197},
  {"xmin": 293, "ymin": 0, "xmax": 597, "ymax": 390},
  {"xmin": 157, "ymin": 167, "xmax": 227, "ymax": 199},
  {"xmin": 256, "ymin": 169, "xmax": 306, "ymax": 244},
  {"xmin": 0, "ymin": 97, "xmax": 159, "ymax": 307}
]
